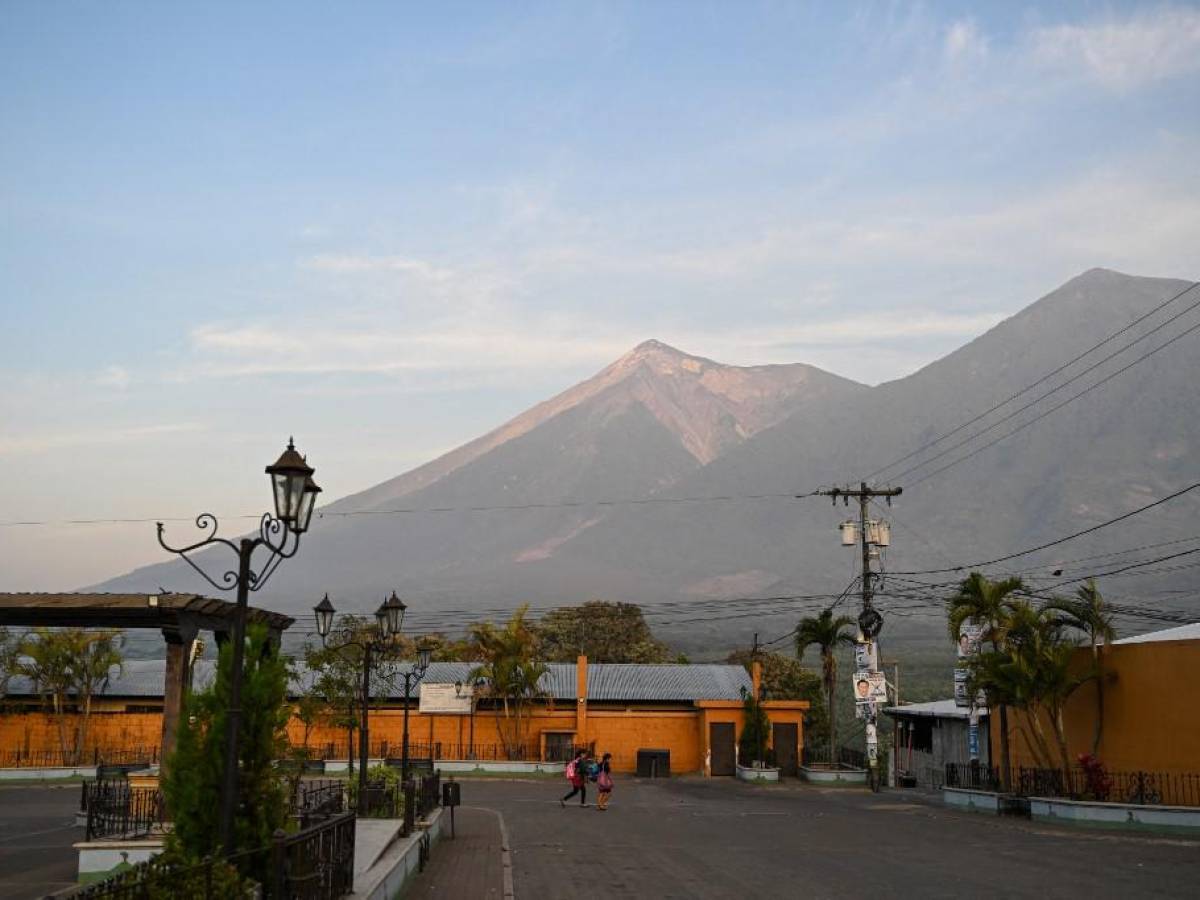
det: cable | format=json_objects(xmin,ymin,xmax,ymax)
[
  {"xmin": 0, "ymin": 490, "xmax": 821, "ymax": 528},
  {"xmin": 901, "ymin": 313, "xmax": 1200, "ymax": 488},
  {"xmin": 863, "ymin": 280, "xmax": 1200, "ymax": 482},
  {"xmin": 887, "ymin": 480, "xmax": 1200, "ymax": 575}
]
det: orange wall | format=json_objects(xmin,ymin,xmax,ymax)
[
  {"xmin": 3, "ymin": 701, "xmax": 808, "ymax": 775},
  {"xmin": 0, "ymin": 711, "xmax": 162, "ymax": 758},
  {"xmin": 994, "ymin": 639, "xmax": 1200, "ymax": 774}
]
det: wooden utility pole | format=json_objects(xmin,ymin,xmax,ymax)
[{"xmin": 819, "ymin": 482, "xmax": 901, "ymax": 791}]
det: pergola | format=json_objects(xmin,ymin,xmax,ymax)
[{"xmin": 0, "ymin": 592, "xmax": 294, "ymax": 762}]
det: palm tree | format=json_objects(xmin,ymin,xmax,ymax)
[
  {"xmin": 1044, "ymin": 580, "xmax": 1115, "ymax": 755},
  {"xmin": 469, "ymin": 606, "xmax": 549, "ymax": 759},
  {"xmin": 795, "ymin": 608, "xmax": 856, "ymax": 765},
  {"xmin": 946, "ymin": 572, "xmax": 1026, "ymax": 789}
]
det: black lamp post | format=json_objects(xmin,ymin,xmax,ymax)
[
  {"xmin": 157, "ymin": 437, "xmax": 320, "ymax": 858},
  {"xmin": 461, "ymin": 677, "xmax": 485, "ymax": 759},
  {"xmin": 314, "ymin": 592, "xmax": 429, "ymax": 810},
  {"xmin": 399, "ymin": 642, "xmax": 432, "ymax": 782}
]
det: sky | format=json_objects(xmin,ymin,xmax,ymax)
[{"xmin": 2, "ymin": 1, "xmax": 1199, "ymax": 589}]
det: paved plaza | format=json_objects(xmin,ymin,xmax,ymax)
[
  {"xmin": 3, "ymin": 778, "xmax": 1200, "ymax": 899},
  {"xmin": 442, "ymin": 777, "xmax": 1200, "ymax": 899}
]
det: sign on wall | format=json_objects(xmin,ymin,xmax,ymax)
[{"xmin": 419, "ymin": 682, "xmax": 473, "ymax": 714}]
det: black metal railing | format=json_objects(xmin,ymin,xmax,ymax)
[
  {"xmin": 944, "ymin": 762, "xmax": 1003, "ymax": 792},
  {"xmin": 359, "ymin": 779, "xmax": 404, "ymax": 819},
  {"xmin": 292, "ymin": 779, "xmax": 346, "ymax": 828},
  {"xmin": 84, "ymin": 782, "xmax": 167, "ymax": 841},
  {"xmin": 1016, "ymin": 766, "xmax": 1200, "ymax": 807},
  {"xmin": 1, "ymin": 746, "xmax": 159, "ymax": 769},
  {"xmin": 63, "ymin": 853, "xmax": 241, "ymax": 899},
  {"xmin": 270, "ymin": 810, "xmax": 356, "ymax": 900},
  {"xmin": 801, "ymin": 745, "xmax": 867, "ymax": 770}
]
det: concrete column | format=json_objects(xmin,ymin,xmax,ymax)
[
  {"xmin": 751, "ymin": 660, "xmax": 763, "ymax": 699},
  {"xmin": 575, "ymin": 655, "xmax": 588, "ymax": 747},
  {"xmin": 160, "ymin": 626, "xmax": 197, "ymax": 768}
]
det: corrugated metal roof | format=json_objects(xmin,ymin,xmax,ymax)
[
  {"xmin": 1114, "ymin": 622, "xmax": 1200, "ymax": 645},
  {"xmin": 883, "ymin": 699, "xmax": 988, "ymax": 720},
  {"xmin": 5, "ymin": 659, "xmax": 750, "ymax": 702}
]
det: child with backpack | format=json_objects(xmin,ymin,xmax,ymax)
[
  {"xmin": 596, "ymin": 752, "xmax": 614, "ymax": 810},
  {"xmin": 560, "ymin": 749, "xmax": 589, "ymax": 807}
]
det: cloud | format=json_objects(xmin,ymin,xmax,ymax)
[
  {"xmin": 94, "ymin": 365, "xmax": 131, "ymax": 389},
  {"xmin": 304, "ymin": 254, "xmax": 455, "ymax": 282},
  {"xmin": 0, "ymin": 423, "xmax": 203, "ymax": 456},
  {"xmin": 944, "ymin": 20, "xmax": 988, "ymax": 63},
  {"xmin": 1028, "ymin": 6, "xmax": 1200, "ymax": 91}
]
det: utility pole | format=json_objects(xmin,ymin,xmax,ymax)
[{"xmin": 819, "ymin": 482, "xmax": 901, "ymax": 792}]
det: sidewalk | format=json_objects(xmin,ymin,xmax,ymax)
[{"xmin": 403, "ymin": 806, "xmax": 509, "ymax": 899}]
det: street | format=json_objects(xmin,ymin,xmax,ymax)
[
  {"xmin": 457, "ymin": 777, "xmax": 1200, "ymax": 899},
  {"xmin": 0, "ymin": 785, "xmax": 81, "ymax": 900}
]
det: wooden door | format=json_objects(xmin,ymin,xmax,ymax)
[
  {"xmin": 773, "ymin": 723, "xmax": 798, "ymax": 776},
  {"xmin": 710, "ymin": 722, "xmax": 735, "ymax": 776}
]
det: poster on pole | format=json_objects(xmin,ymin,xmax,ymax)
[
  {"xmin": 852, "ymin": 670, "xmax": 887, "ymax": 706},
  {"xmin": 854, "ymin": 640, "xmax": 877, "ymax": 671},
  {"xmin": 419, "ymin": 683, "xmax": 472, "ymax": 714},
  {"xmin": 953, "ymin": 666, "xmax": 969, "ymax": 708},
  {"xmin": 957, "ymin": 624, "xmax": 983, "ymax": 659}
]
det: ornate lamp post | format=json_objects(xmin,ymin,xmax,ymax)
[
  {"xmin": 398, "ymin": 642, "xmax": 432, "ymax": 781},
  {"xmin": 314, "ymin": 592, "xmax": 430, "ymax": 809},
  {"xmin": 157, "ymin": 437, "xmax": 320, "ymax": 857}
]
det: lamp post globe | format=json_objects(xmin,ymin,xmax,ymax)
[
  {"xmin": 417, "ymin": 642, "xmax": 432, "ymax": 672},
  {"xmin": 265, "ymin": 437, "xmax": 314, "ymax": 528},
  {"xmin": 295, "ymin": 475, "xmax": 322, "ymax": 535},
  {"xmin": 384, "ymin": 591, "xmax": 406, "ymax": 636},
  {"xmin": 314, "ymin": 594, "xmax": 335, "ymax": 639},
  {"xmin": 374, "ymin": 599, "xmax": 391, "ymax": 637}
]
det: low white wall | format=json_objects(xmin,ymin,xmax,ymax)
[
  {"xmin": 800, "ymin": 766, "xmax": 866, "ymax": 785},
  {"xmin": 0, "ymin": 765, "xmax": 96, "ymax": 780},
  {"xmin": 1030, "ymin": 797, "xmax": 1200, "ymax": 831},
  {"xmin": 350, "ymin": 807, "xmax": 445, "ymax": 900},
  {"xmin": 942, "ymin": 787, "xmax": 1001, "ymax": 813},
  {"xmin": 436, "ymin": 760, "xmax": 564, "ymax": 775}
]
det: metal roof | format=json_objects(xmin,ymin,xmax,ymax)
[
  {"xmin": 5, "ymin": 659, "xmax": 751, "ymax": 702},
  {"xmin": 883, "ymin": 699, "xmax": 988, "ymax": 720},
  {"xmin": 1114, "ymin": 622, "xmax": 1200, "ymax": 645}
]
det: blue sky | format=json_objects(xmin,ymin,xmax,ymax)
[{"xmin": 2, "ymin": 1, "xmax": 1199, "ymax": 588}]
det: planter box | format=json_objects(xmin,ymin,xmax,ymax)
[
  {"xmin": 943, "ymin": 786, "xmax": 1003, "ymax": 814},
  {"xmin": 75, "ymin": 839, "xmax": 163, "ymax": 884},
  {"xmin": 799, "ymin": 765, "xmax": 867, "ymax": 785},
  {"xmin": 736, "ymin": 765, "xmax": 780, "ymax": 783}
]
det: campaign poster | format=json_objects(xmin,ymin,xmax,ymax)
[{"xmin": 853, "ymin": 670, "xmax": 887, "ymax": 705}]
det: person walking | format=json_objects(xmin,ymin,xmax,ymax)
[
  {"xmin": 596, "ymin": 752, "xmax": 614, "ymax": 811},
  {"xmin": 561, "ymin": 749, "xmax": 588, "ymax": 807}
]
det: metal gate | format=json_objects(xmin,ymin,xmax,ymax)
[
  {"xmin": 709, "ymin": 723, "xmax": 735, "ymax": 776},
  {"xmin": 773, "ymin": 723, "xmax": 798, "ymax": 777}
]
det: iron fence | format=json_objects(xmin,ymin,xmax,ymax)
[
  {"xmin": 293, "ymin": 779, "xmax": 346, "ymax": 828},
  {"xmin": 270, "ymin": 810, "xmax": 357, "ymax": 900},
  {"xmin": 1015, "ymin": 766, "xmax": 1200, "ymax": 807},
  {"xmin": 801, "ymin": 745, "xmax": 868, "ymax": 770},
  {"xmin": 62, "ymin": 853, "xmax": 248, "ymax": 899},
  {"xmin": 84, "ymin": 782, "xmax": 167, "ymax": 841},
  {"xmin": 1, "ymin": 746, "xmax": 159, "ymax": 769},
  {"xmin": 944, "ymin": 762, "xmax": 1003, "ymax": 792}
]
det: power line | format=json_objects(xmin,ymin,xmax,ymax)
[
  {"xmin": 887, "ymin": 480, "xmax": 1200, "ymax": 575},
  {"xmin": 863, "ymin": 280, "xmax": 1200, "ymax": 482},
  {"xmin": 902, "ymin": 313, "xmax": 1200, "ymax": 488},
  {"xmin": 0, "ymin": 490, "xmax": 821, "ymax": 528}
]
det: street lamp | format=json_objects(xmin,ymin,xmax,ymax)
[
  {"xmin": 399, "ymin": 641, "xmax": 432, "ymax": 781},
  {"xmin": 314, "ymin": 591, "xmax": 422, "ymax": 812},
  {"xmin": 157, "ymin": 437, "xmax": 319, "ymax": 858}
]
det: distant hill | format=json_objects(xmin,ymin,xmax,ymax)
[{"xmin": 96, "ymin": 269, "xmax": 1200, "ymax": 657}]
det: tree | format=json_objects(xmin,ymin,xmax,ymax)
[
  {"xmin": 164, "ymin": 625, "xmax": 289, "ymax": 882},
  {"xmin": 0, "ymin": 627, "xmax": 18, "ymax": 701},
  {"xmin": 15, "ymin": 628, "xmax": 123, "ymax": 764},
  {"xmin": 967, "ymin": 601, "xmax": 1090, "ymax": 776},
  {"xmin": 468, "ymin": 606, "xmax": 549, "ymax": 759},
  {"xmin": 947, "ymin": 572, "xmax": 1025, "ymax": 788},
  {"xmin": 795, "ymin": 609, "xmax": 855, "ymax": 765},
  {"xmin": 536, "ymin": 601, "xmax": 672, "ymax": 663},
  {"xmin": 725, "ymin": 650, "xmax": 829, "ymax": 751},
  {"xmin": 303, "ymin": 618, "xmax": 374, "ymax": 773},
  {"xmin": 415, "ymin": 631, "xmax": 481, "ymax": 663},
  {"xmin": 738, "ymin": 691, "xmax": 771, "ymax": 768},
  {"xmin": 1044, "ymin": 580, "xmax": 1115, "ymax": 755}
]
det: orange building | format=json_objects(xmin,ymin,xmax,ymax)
[
  {"xmin": 993, "ymin": 624, "xmax": 1200, "ymax": 775},
  {"xmin": 2, "ymin": 655, "xmax": 809, "ymax": 776}
]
